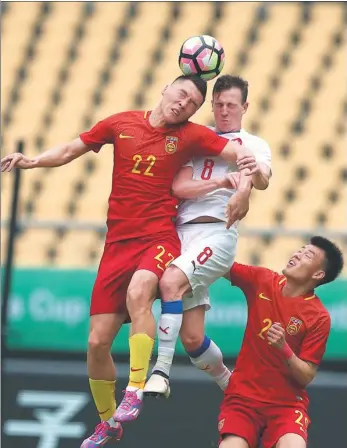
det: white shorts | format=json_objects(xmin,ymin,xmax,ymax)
[{"xmin": 172, "ymin": 222, "xmax": 238, "ymax": 311}]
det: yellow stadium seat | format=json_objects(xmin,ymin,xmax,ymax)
[
  {"xmin": 1, "ymin": 2, "xmax": 345, "ymax": 269},
  {"xmin": 1, "ymin": 2, "xmax": 41, "ymax": 111}
]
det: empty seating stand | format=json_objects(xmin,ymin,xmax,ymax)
[{"xmin": 1, "ymin": 2, "xmax": 346, "ymax": 271}]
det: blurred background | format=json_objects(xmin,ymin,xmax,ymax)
[{"xmin": 1, "ymin": 2, "xmax": 346, "ymax": 448}]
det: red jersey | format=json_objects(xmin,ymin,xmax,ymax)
[
  {"xmin": 227, "ymin": 263, "xmax": 331, "ymax": 408},
  {"xmin": 80, "ymin": 111, "xmax": 228, "ymax": 242}
]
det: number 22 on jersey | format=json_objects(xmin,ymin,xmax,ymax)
[
  {"xmin": 258, "ymin": 318, "xmax": 272, "ymax": 340},
  {"xmin": 132, "ymin": 154, "xmax": 156, "ymax": 176}
]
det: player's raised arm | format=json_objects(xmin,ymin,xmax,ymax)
[
  {"xmin": 1, "ymin": 114, "xmax": 117, "ymax": 172},
  {"xmin": 1, "ymin": 138, "xmax": 90, "ymax": 172},
  {"xmin": 192, "ymin": 126, "xmax": 257, "ymax": 174},
  {"xmin": 172, "ymin": 163, "xmax": 237, "ymax": 200},
  {"xmin": 221, "ymin": 138, "xmax": 272, "ymax": 191},
  {"xmin": 218, "ymin": 140, "xmax": 257, "ymax": 174},
  {"xmin": 237, "ymin": 138, "xmax": 272, "ymax": 190},
  {"xmin": 225, "ymin": 169, "xmax": 252, "ymax": 228}
]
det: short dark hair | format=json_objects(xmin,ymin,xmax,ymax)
[
  {"xmin": 311, "ymin": 236, "xmax": 344, "ymax": 285},
  {"xmin": 212, "ymin": 75, "xmax": 249, "ymax": 104},
  {"xmin": 173, "ymin": 75, "xmax": 207, "ymax": 102}
]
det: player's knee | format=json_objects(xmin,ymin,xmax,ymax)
[
  {"xmin": 181, "ymin": 330, "xmax": 204, "ymax": 353},
  {"xmin": 88, "ymin": 329, "xmax": 113, "ymax": 357},
  {"xmin": 219, "ymin": 435, "xmax": 249, "ymax": 448},
  {"xmin": 126, "ymin": 279, "xmax": 154, "ymax": 315},
  {"xmin": 160, "ymin": 265, "xmax": 189, "ymax": 301},
  {"xmin": 276, "ymin": 433, "xmax": 306, "ymax": 448}
]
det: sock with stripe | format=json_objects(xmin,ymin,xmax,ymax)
[
  {"xmin": 188, "ymin": 336, "xmax": 231, "ymax": 391},
  {"xmin": 152, "ymin": 300, "xmax": 183, "ymax": 378}
]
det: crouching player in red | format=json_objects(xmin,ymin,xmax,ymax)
[{"xmin": 218, "ymin": 236, "xmax": 344, "ymax": 448}]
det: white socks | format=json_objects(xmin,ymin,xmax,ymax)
[
  {"xmin": 189, "ymin": 338, "xmax": 231, "ymax": 391},
  {"xmin": 152, "ymin": 300, "xmax": 183, "ymax": 377},
  {"xmin": 152, "ymin": 302, "xmax": 230, "ymax": 391}
]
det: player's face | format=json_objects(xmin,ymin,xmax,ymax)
[
  {"xmin": 161, "ymin": 80, "xmax": 204, "ymax": 124},
  {"xmin": 212, "ymin": 88, "xmax": 248, "ymax": 133},
  {"xmin": 283, "ymin": 244, "xmax": 326, "ymax": 284}
]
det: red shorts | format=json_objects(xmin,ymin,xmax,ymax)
[
  {"xmin": 218, "ymin": 395, "xmax": 310, "ymax": 448},
  {"xmin": 90, "ymin": 232, "xmax": 180, "ymax": 320}
]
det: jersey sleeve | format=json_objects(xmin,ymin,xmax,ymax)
[
  {"xmin": 253, "ymin": 138, "xmax": 272, "ymax": 170},
  {"xmin": 299, "ymin": 314, "xmax": 331, "ymax": 365},
  {"xmin": 229, "ymin": 263, "xmax": 271, "ymax": 304},
  {"xmin": 190, "ymin": 124, "xmax": 229, "ymax": 156},
  {"xmin": 80, "ymin": 114, "xmax": 118, "ymax": 153}
]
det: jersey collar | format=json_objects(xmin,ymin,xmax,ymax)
[
  {"xmin": 278, "ymin": 276, "xmax": 316, "ymax": 301},
  {"xmin": 215, "ymin": 129, "xmax": 242, "ymax": 135}
]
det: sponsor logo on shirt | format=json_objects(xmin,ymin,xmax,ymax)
[
  {"xmin": 165, "ymin": 136, "xmax": 178, "ymax": 154},
  {"xmin": 119, "ymin": 133, "xmax": 134, "ymax": 139},
  {"xmin": 259, "ymin": 292, "xmax": 271, "ymax": 301},
  {"xmin": 286, "ymin": 317, "xmax": 303, "ymax": 335}
]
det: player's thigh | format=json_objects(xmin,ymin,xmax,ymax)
[
  {"xmin": 218, "ymin": 396, "xmax": 263, "ymax": 448},
  {"xmin": 91, "ymin": 242, "xmax": 136, "ymax": 318},
  {"xmin": 275, "ymin": 433, "xmax": 307, "ymax": 448},
  {"xmin": 180, "ymin": 305, "xmax": 206, "ymax": 350},
  {"xmin": 262, "ymin": 406, "xmax": 310, "ymax": 448},
  {"xmin": 219, "ymin": 435, "xmax": 250, "ymax": 448},
  {"xmin": 173, "ymin": 224, "xmax": 237, "ymax": 294},
  {"xmin": 88, "ymin": 313, "xmax": 126, "ymax": 350},
  {"xmin": 127, "ymin": 232, "xmax": 181, "ymax": 308},
  {"xmin": 126, "ymin": 269, "xmax": 159, "ymax": 310},
  {"xmin": 159, "ymin": 264, "xmax": 192, "ymax": 300},
  {"xmin": 137, "ymin": 232, "xmax": 181, "ymax": 279}
]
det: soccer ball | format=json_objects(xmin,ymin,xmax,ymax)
[{"xmin": 178, "ymin": 35, "xmax": 225, "ymax": 81}]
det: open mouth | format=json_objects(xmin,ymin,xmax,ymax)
[
  {"xmin": 287, "ymin": 259, "xmax": 296, "ymax": 267},
  {"xmin": 171, "ymin": 108, "xmax": 179, "ymax": 117}
]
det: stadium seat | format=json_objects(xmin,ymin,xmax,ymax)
[
  {"xmin": 96, "ymin": 2, "xmax": 172, "ymax": 115},
  {"xmin": 1, "ymin": 2, "xmax": 346, "ymax": 273}
]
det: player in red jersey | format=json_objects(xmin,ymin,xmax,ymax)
[
  {"xmin": 1, "ymin": 75, "xmax": 258, "ymax": 447},
  {"xmin": 218, "ymin": 236, "xmax": 344, "ymax": 448}
]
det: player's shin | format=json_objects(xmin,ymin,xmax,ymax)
[
  {"xmin": 128, "ymin": 333, "xmax": 155, "ymax": 389},
  {"xmin": 89, "ymin": 379, "xmax": 117, "ymax": 423},
  {"xmin": 152, "ymin": 300, "xmax": 183, "ymax": 378},
  {"xmin": 188, "ymin": 336, "xmax": 231, "ymax": 391}
]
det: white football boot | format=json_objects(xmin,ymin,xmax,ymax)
[{"xmin": 144, "ymin": 373, "xmax": 171, "ymax": 398}]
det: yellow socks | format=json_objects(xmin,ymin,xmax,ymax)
[
  {"xmin": 89, "ymin": 379, "xmax": 116, "ymax": 421},
  {"xmin": 128, "ymin": 333, "xmax": 154, "ymax": 389}
]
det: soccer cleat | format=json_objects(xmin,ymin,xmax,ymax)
[
  {"xmin": 113, "ymin": 388, "xmax": 143, "ymax": 423},
  {"xmin": 144, "ymin": 373, "xmax": 171, "ymax": 398},
  {"xmin": 80, "ymin": 421, "xmax": 123, "ymax": 447}
]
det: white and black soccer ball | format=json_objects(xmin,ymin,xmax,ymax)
[{"xmin": 178, "ymin": 35, "xmax": 225, "ymax": 81}]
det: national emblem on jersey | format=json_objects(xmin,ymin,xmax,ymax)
[
  {"xmin": 286, "ymin": 317, "xmax": 303, "ymax": 335},
  {"xmin": 165, "ymin": 136, "xmax": 178, "ymax": 154},
  {"xmin": 218, "ymin": 418, "xmax": 225, "ymax": 431}
]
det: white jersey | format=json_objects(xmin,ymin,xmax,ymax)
[{"xmin": 176, "ymin": 128, "xmax": 272, "ymax": 226}]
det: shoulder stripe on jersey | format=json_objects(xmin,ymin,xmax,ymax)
[
  {"xmin": 304, "ymin": 295, "xmax": 316, "ymax": 301},
  {"xmin": 144, "ymin": 111, "xmax": 148, "ymax": 119},
  {"xmin": 278, "ymin": 277, "xmax": 286, "ymax": 285}
]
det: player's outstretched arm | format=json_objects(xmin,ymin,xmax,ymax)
[
  {"xmin": 252, "ymin": 163, "xmax": 271, "ymax": 190},
  {"xmin": 1, "ymin": 138, "xmax": 90, "ymax": 172},
  {"xmin": 237, "ymin": 158, "xmax": 271, "ymax": 190},
  {"xmin": 219, "ymin": 140, "xmax": 258, "ymax": 174},
  {"xmin": 267, "ymin": 323, "xmax": 318, "ymax": 387},
  {"xmin": 172, "ymin": 165, "xmax": 237, "ymax": 200},
  {"xmin": 225, "ymin": 168, "xmax": 252, "ymax": 229}
]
